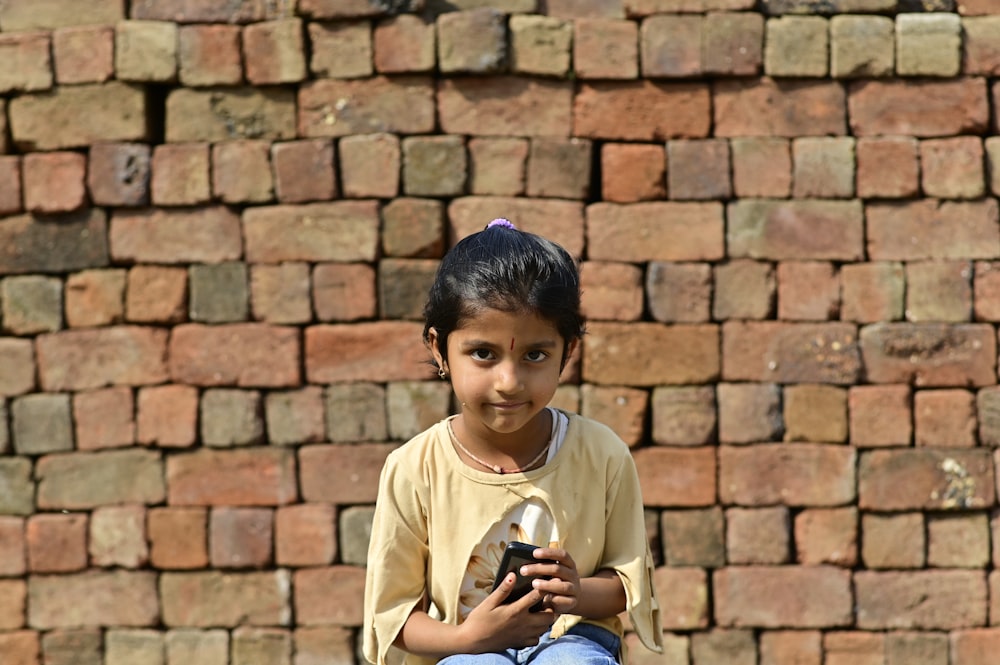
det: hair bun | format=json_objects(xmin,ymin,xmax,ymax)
[{"xmin": 486, "ymin": 218, "xmax": 516, "ymax": 230}]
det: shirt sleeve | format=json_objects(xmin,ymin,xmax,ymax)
[{"xmin": 363, "ymin": 451, "xmax": 431, "ymax": 665}]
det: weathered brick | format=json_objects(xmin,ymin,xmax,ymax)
[
  {"xmin": 777, "ymin": 261, "xmax": 839, "ymax": 321},
  {"xmin": 339, "ymin": 132, "xmax": 399, "ymax": 198},
  {"xmin": 577, "ymin": 384, "xmax": 647, "ymax": 446},
  {"xmin": 42, "ymin": 629, "xmax": 102, "ymax": 665},
  {"xmin": 632, "ymin": 446, "xmax": 716, "ymax": 507},
  {"xmin": 886, "ymin": 631, "xmax": 949, "ymax": 665},
  {"xmin": 713, "ymin": 260, "xmax": 775, "ymax": 320},
  {"xmin": 66, "ymin": 270, "xmax": 125, "ymax": 328},
  {"xmin": 0, "ymin": 0, "xmax": 123, "ymax": 30},
  {"xmin": 87, "ymin": 143, "xmax": 150, "ymax": 207},
  {"xmin": 189, "ymin": 262, "xmax": 249, "ymax": 324},
  {"xmin": 89, "ymin": 505, "xmax": 148, "ymax": 569},
  {"xmin": 115, "ymin": 20, "xmax": 177, "ymax": 82},
  {"xmin": 951, "ymin": 629, "xmax": 1000, "ymax": 665},
  {"xmin": 653, "ymin": 567, "xmax": 708, "ymax": 630},
  {"xmin": 580, "ymin": 261, "xmax": 644, "ymax": 321},
  {"xmin": 714, "ymin": 78, "xmax": 845, "ymax": 137},
  {"xmin": 325, "ymin": 383, "xmax": 388, "ymax": 443},
  {"xmin": 53, "ymin": 25, "xmax": 113, "ymax": 85},
  {"xmin": 112, "ymin": 207, "xmax": 241, "ymax": 263},
  {"xmin": 0, "ymin": 209, "xmax": 109, "ymax": 274},
  {"xmin": 576, "ymin": 81, "xmax": 709, "ymax": 140},
  {"xmin": 0, "ymin": 155, "xmax": 21, "ymax": 215},
  {"xmin": 896, "ymin": 13, "xmax": 961, "ymax": 77},
  {"xmin": 640, "ymin": 15, "xmax": 700, "ymax": 77},
  {"xmin": 859, "ymin": 448, "xmax": 994, "ymax": 510},
  {"xmin": 201, "ymin": 389, "xmax": 263, "ymax": 447},
  {"xmin": 572, "ymin": 18, "xmax": 637, "ymax": 80},
  {"xmin": 212, "ymin": 140, "xmax": 273, "ymax": 204},
  {"xmin": 295, "ymin": 626, "xmax": 354, "ymax": 665},
  {"xmin": 299, "ymin": 77, "xmax": 435, "ymax": 137},
  {"xmin": 730, "ymin": 137, "xmax": 790, "ymax": 198},
  {"xmin": 824, "ymin": 631, "xmax": 884, "ymax": 665},
  {"xmin": 927, "ymin": 512, "xmax": 989, "ymax": 568},
  {"xmin": 703, "ymin": 12, "xmax": 763, "ymax": 75},
  {"xmin": 244, "ymin": 19, "xmax": 306, "ymax": 84},
  {"xmin": 726, "ymin": 506, "xmax": 790, "ymax": 564},
  {"xmin": 848, "ymin": 78, "xmax": 988, "ymax": 137},
  {"xmin": 765, "ymin": 16, "xmax": 828, "ymax": 77},
  {"xmin": 133, "ymin": 0, "xmax": 293, "ymax": 22},
  {"xmin": 164, "ymin": 628, "xmax": 227, "ymax": 665},
  {"xmin": 651, "ymin": 386, "xmax": 716, "ymax": 446},
  {"xmin": 374, "ymin": 14, "xmax": 435, "ymax": 73},
  {"xmin": 599, "ymin": 143, "xmax": 665, "ymax": 203},
  {"xmin": 721, "ymin": 444, "xmax": 856, "ymax": 506},
  {"xmin": 2, "ymin": 275, "xmax": 63, "ymax": 335},
  {"xmin": 863, "ymin": 515, "xmax": 924, "ymax": 569},
  {"xmin": 0, "ymin": 459, "xmax": 34, "ymax": 515},
  {"xmin": 151, "ymin": 142, "xmax": 211, "ymax": 206},
  {"xmin": 244, "ymin": 201, "xmax": 379, "ymax": 262},
  {"xmin": 760, "ymin": 631, "xmax": 822, "ymax": 665},
  {"xmin": 0, "ymin": 516, "xmax": 26, "ymax": 575},
  {"xmin": 29, "ymin": 571, "xmax": 158, "ymax": 628},
  {"xmin": 626, "ymin": 0, "xmax": 754, "ymax": 11},
  {"xmin": 36, "ymin": 449, "xmax": 165, "ymax": 509},
  {"xmin": 440, "ymin": 76, "xmax": 573, "ymax": 137},
  {"xmin": 0, "ymin": 578, "xmax": 25, "ymax": 629},
  {"xmin": 830, "ymin": 15, "xmax": 894, "ymax": 78},
  {"xmin": 161, "ymin": 570, "xmax": 291, "ymax": 627},
  {"xmin": 693, "ymin": 629, "xmax": 757, "ymax": 665},
  {"xmin": 728, "ymin": 200, "xmax": 864, "ymax": 261},
  {"xmin": 840, "ymin": 262, "xmax": 904, "ymax": 323},
  {"xmin": 855, "ymin": 570, "xmax": 986, "ymax": 629},
  {"xmin": 386, "ymin": 381, "xmax": 452, "ymax": 441},
  {"xmin": 73, "ymin": 386, "xmax": 135, "ymax": 450},
  {"xmin": 271, "ymin": 139, "xmax": 336, "ymax": 203},
  {"xmin": 449, "ymin": 196, "xmax": 585, "ymax": 257},
  {"xmin": 509, "ymin": 15, "xmax": 571, "ymax": 76},
  {"xmin": 0, "ymin": 631, "xmax": 39, "ymax": 665},
  {"xmin": 920, "ymin": 136, "xmax": 985, "ymax": 199},
  {"xmin": 856, "ymin": 136, "xmax": 919, "ymax": 199},
  {"xmin": 964, "ymin": 17, "xmax": 1000, "ymax": 76},
  {"xmin": 105, "ymin": 629, "xmax": 163, "ymax": 665},
  {"xmin": 583, "ymin": 322, "xmax": 719, "ymax": 386},
  {"xmin": 167, "ymin": 447, "xmax": 297, "ymax": 506},
  {"xmin": 526, "ymin": 138, "xmax": 591, "ymax": 199},
  {"xmin": 783, "ymin": 384, "xmax": 847, "ymax": 443},
  {"xmin": 587, "ymin": 202, "xmax": 723, "ymax": 262},
  {"xmin": 437, "ymin": 8, "xmax": 507, "ymax": 74},
  {"xmin": 722, "ymin": 321, "xmax": 861, "ymax": 384},
  {"xmin": 126, "ymin": 265, "xmax": 187, "ymax": 324},
  {"xmin": 859, "ymin": 323, "xmax": 996, "ymax": 386},
  {"xmin": 849, "ymin": 384, "xmax": 912, "ymax": 447},
  {"xmin": 11, "ymin": 393, "xmax": 72, "ymax": 455},
  {"xmin": 9, "ymin": 82, "xmax": 147, "ymax": 150},
  {"xmin": 306, "ymin": 322, "xmax": 432, "ymax": 383},
  {"xmin": 666, "ymin": 139, "xmax": 730, "ymax": 200},
  {"xmin": 717, "ymin": 383, "xmax": 782, "ymax": 444},
  {"xmin": 262, "ymin": 388, "xmax": 323, "ymax": 446},
  {"xmin": 0, "ymin": 32, "xmax": 53, "ymax": 93},
  {"xmin": 232, "ymin": 626, "xmax": 292, "ymax": 665},
  {"xmin": 382, "ymin": 198, "xmax": 445, "ymax": 258},
  {"xmin": 792, "ymin": 137, "xmax": 855, "ymax": 199},
  {"xmin": 299, "ymin": 443, "xmax": 394, "ymax": 504},
  {"xmin": 177, "ymin": 24, "xmax": 243, "ymax": 86},
  {"xmin": 165, "ymin": 87, "xmax": 296, "ymax": 142},
  {"xmin": 36, "ymin": 326, "xmax": 168, "ymax": 391},
  {"xmin": 27, "ymin": 513, "xmax": 87, "ymax": 573},
  {"xmin": 402, "ymin": 135, "xmax": 467, "ymax": 197},
  {"xmin": 906, "ymin": 260, "xmax": 972, "ymax": 322},
  {"xmin": 714, "ymin": 566, "xmax": 852, "ymax": 628},
  {"xmin": 169, "ymin": 324, "xmax": 299, "ymax": 387},
  {"xmin": 249, "ymin": 263, "xmax": 311, "ymax": 325},
  {"xmin": 339, "ymin": 505, "xmax": 373, "ymax": 566},
  {"xmin": 294, "ymin": 566, "xmax": 364, "ymax": 626},
  {"xmin": 209, "ymin": 507, "xmax": 273, "ymax": 569},
  {"xmin": 275, "ymin": 504, "xmax": 336, "ymax": 567},
  {"xmin": 148, "ymin": 507, "xmax": 208, "ymax": 569},
  {"xmin": 467, "ymin": 137, "xmax": 526, "ymax": 196},
  {"xmin": 795, "ymin": 507, "xmax": 857, "ymax": 566},
  {"xmin": 660, "ymin": 507, "xmax": 724, "ymax": 567},
  {"xmin": 313, "ymin": 263, "xmax": 377, "ymax": 322}
]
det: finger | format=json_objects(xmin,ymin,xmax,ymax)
[{"xmin": 487, "ymin": 572, "xmax": 517, "ymax": 606}]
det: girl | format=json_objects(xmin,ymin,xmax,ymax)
[{"xmin": 363, "ymin": 219, "xmax": 662, "ymax": 665}]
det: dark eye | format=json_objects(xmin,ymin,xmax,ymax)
[
  {"xmin": 471, "ymin": 348, "xmax": 494, "ymax": 361},
  {"xmin": 525, "ymin": 350, "xmax": 548, "ymax": 362}
]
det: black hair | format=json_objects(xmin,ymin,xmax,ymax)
[{"xmin": 422, "ymin": 222, "xmax": 585, "ymax": 369}]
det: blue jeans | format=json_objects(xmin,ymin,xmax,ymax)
[{"xmin": 436, "ymin": 623, "xmax": 620, "ymax": 665}]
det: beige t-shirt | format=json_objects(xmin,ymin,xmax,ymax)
[{"xmin": 363, "ymin": 411, "xmax": 663, "ymax": 665}]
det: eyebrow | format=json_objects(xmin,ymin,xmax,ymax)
[{"xmin": 459, "ymin": 339, "xmax": 558, "ymax": 350}]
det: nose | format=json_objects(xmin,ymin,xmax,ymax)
[{"xmin": 494, "ymin": 361, "xmax": 523, "ymax": 394}]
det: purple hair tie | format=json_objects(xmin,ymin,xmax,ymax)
[{"xmin": 487, "ymin": 218, "xmax": 516, "ymax": 230}]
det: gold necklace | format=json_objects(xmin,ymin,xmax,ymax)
[{"xmin": 447, "ymin": 421, "xmax": 550, "ymax": 474}]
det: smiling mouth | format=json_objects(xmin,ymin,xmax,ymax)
[{"xmin": 492, "ymin": 402, "xmax": 526, "ymax": 410}]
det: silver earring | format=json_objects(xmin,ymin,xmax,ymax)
[{"xmin": 438, "ymin": 368, "xmax": 448, "ymax": 380}]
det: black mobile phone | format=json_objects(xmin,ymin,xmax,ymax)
[{"xmin": 491, "ymin": 541, "xmax": 555, "ymax": 612}]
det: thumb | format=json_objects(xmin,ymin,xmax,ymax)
[{"xmin": 487, "ymin": 572, "xmax": 516, "ymax": 606}]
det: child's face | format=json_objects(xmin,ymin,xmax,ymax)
[{"xmin": 430, "ymin": 307, "xmax": 574, "ymax": 445}]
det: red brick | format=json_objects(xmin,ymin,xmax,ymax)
[
  {"xmin": 89, "ymin": 504, "xmax": 147, "ymax": 568},
  {"xmin": 667, "ymin": 139, "xmax": 730, "ymax": 200},
  {"xmin": 849, "ymin": 384, "xmax": 912, "ymax": 447},
  {"xmin": 295, "ymin": 626, "xmax": 355, "ymax": 665},
  {"xmin": 26, "ymin": 513, "xmax": 88, "ymax": 573},
  {"xmin": 30, "ymin": 571, "xmax": 158, "ymax": 629},
  {"xmin": 449, "ymin": 196, "xmax": 585, "ymax": 257},
  {"xmin": 600, "ymin": 143, "xmax": 666, "ymax": 203},
  {"xmin": 848, "ymin": 78, "xmax": 989, "ymax": 137},
  {"xmin": 760, "ymin": 630, "xmax": 821, "ymax": 665},
  {"xmin": 271, "ymin": 139, "xmax": 336, "ymax": 203},
  {"xmin": 114, "ymin": 205, "xmax": 237, "ymax": 263},
  {"xmin": 952, "ymin": 628, "xmax": 1000, "ymax": 665},
  {"xmin": 928, "ymin": 512, "xmax": 990, "ymax": 568},
  {"xmin": 22, "ymin": 152, "xmax": 86, "ymax": 214},
  {"xmin": 132, "ymin": 0, "xmax": 286, "ymax": 22},
  {"xmin": 339, "ymin": 133, "xmax": 399, "ymax": 198},
  {"xmin": 305, "ymin": 322, "xmax": 430, "ymax": 383},
  {"xmin": 570, "ymin": 18, "xmax": 636, "ymax": 79},
  {"xmin": 728, "ymin": 200, "xmax": 864, "ymax": 261},
  {"xmin": 374, "ymin": 14, "xmax": 435, "ymax": 73},
  {"xmin": 588, "ymin": 202, "xmax": 722, "ymax": 262},
  {"xmin": 713, "ymin": 260, "xmax": 774, "ymax": 320},
  {"xmin": 856, "ymin": 136, "xmax": 920, "ymax": 199},
  {"xmin": 575, "ymin": 81, "xmax": 710, "ymax": 140},
  {"xmin": 160, "ymin": 570, "xmax": 290, "ymax": 627},
  {"xmin": 824, "ymin": 631, "xmax": 883, "ymax": 665},
  {"xmin": 859, "ymin": 323, "xmax": 996, "ymax": 387},
  {"xmin": 580, "ymin": 261, "xmax": 644, "ymax": 321},
  {"xmin": 859, "ymin": 448, "xmax": 995, "ymax": 511},
  {"xmin": 167, "ymin": 447, "xmax": 297, "ymax": 507},
  {"xmin": 0, "ymin": 516, "xmax": 26, "ymax": 575},
  {"xmin": 0, "ymin": 155, "xmax": 22, "ymax": 215},
  {"xmin": 777, "ymin": 261, "xmax": 839, "ymax": 321},
  {"xmin": 703, "ymin": 12, "xmax": 763, "ymax": 75},
  {"xmin": 714, "ymin": 78, "xmax": 846, "ymax": 137},
  {"xmin": 717, "ymin": 382, "xmax": 781, "ymax": 444},
  {"xmin": 721, "ymin": 444, "xmax": 856, "ymax": 506},
  {"xmin": 53, "ymin": 25, "xmax": 114, "ymax": 84},
  {"xmin": 65, "ymin": 269, "xmax": 125, "ymax": 328},
  {"xmin": 730, "ymin": 138, "xmax": 791, "ymax": 198},
  {"xmin": 313, "ymin": 263, "xmax": 376, "ymax": 322},
  {"xmin": 437, "ymin": 76, "xmax": 573, "ymax": 138},
  {"xmin": 584, "ymin": 322, "xmax": 719, "ymax": 386},
  {"xmin": 294, "ymin": 566, "xmax": 364, "ymax": 626},
  {"xmin": 640, "ymin": 15, "xmax": 700, "ymax": 77},
  {"xmin": 244, "ymin": 201, "xmax": 379, "ymax": 262},
  {"xmin": 722, "ymin": 321, "xmax": 860, "ymax": 384},
  {"xmin": 626, "ymin": 0, "xmax": 754, "ymax": 11},
  {"xmin": 920, "ymin": 136, "xmax": 985, "ymax": 199},
  {"xmin": 654, "ymin": 567, "xmax": 709, "ymax": 630},
  {"xmin": 382, "ymin": 198, "xmax": 445, "ymax": 258},
  {"xmin": 210, "ymin": 507, "xmax": 273, "ymax": 569},
  {"xmin": 0, "ymin": 32, "xmax": 52, "ymax": 92},
  {"xmin": 714, "ymin": 566, "xmax": 852, "ymax": 628},
  {"xmin": 309, "ymin": 19, "xmax": 372, "ymax": 78},
  {"xmin": 0, "ymin": 631, "xmax": 38, "ymax": 665},
  {"xmin": 87, "ymin": 143, "xmax": 151, "ymax": 208},
  {"xmin": 166, "ymin": 87, "xmax": 296, "ymax": 142},
  {"xmin": 0, "ymin": 579, "xmax": 26, "ymax": 628},
  {"xmin": 792, "ymin": 136, "xmax": 855, "ymax": 199},
  {"xmin": 0, "ymin": 338, "xmax": 35, "ymax": 398},
  {"xmin": 148, "ymin": 506, "xmax": 208, "ymax": 569},
  {"xmin": 299, "ymin": 443, "xmax": 394, "ymax": 504},
  {"xmin": 855, "ymin": 570, "xmax": 986, "ymax": 629},
  {"xmin": 177, "ymin": 24, "xmax": 242, "ymax": 86},
  {"xmin": 886, "ymin": 631, "xmax": 949, "ymax": 665},
  {"xmin": 124, "ymin": 265, "xmax": 185, "ymax": 324},
  {"xmin": 275, "ymin": 504, "xmax": 336, "ymax": 567},
  {"xmin": 168, "ymin": 323, "xmax": 299, "ymax": 388},
  {"xmin": 915, "ymin": 389, "xmax": 977, "ymax": 447},
  {"xmin": 36, "ymin": 450, "xmax": 165, "ymax": 510},
  {"xmin": 298, "ymin": 76, "xmax": 435, "ymax": 137},
  {"xmin": 651, "ymin": 386, "xmax": 716, "ymax": 446},
  {"xmin": 579, "ymin": 385, "xmax": 648, "ymax": 446},
  {"xmin": 36, "ymin": 326, "xmax": 167, "ymax": 391},
  {"xmin": 243, "ymin": 18, "xmax": 305, "ymax": 84},
  {"xmin": 726, "ymin": 506, "xmax": 790, "ymax": 564},
  {"xmin": 871, "ymin": 199, "xmax": 1000, "ymax": 261},
  {"xmin": 73, "ymin": 386, "xmax": 135, "ymax": 450},
  {"xmin": 862, "ymin": 512, "xmax": 924, "ymax": 570},
  {"xmin": 150, "ymin": 143, "xmax": 211, "ymax": 206},
  {"xmin": 784, "ymin": 384, "xmax": 847, "ymax": 443},
  {"xmin": 468, "ymin": 138, "xmax": 528, "ymax": 196},
  {"xmin": 546, "ymin": 0, "xmax": 626, "ymax": 18},
  {"xmin": 977, "ymin": 386, "xmax": 1000, "ymax": 447},
  {"xmin": 526, "ymin": 137, "xmax": 591, "ymax": 199},
  {"xmin": 795, "ymin": 507, "xmax": 857, "ymax": 566},
  {"xmin": 840, "ymin": 262, "xmax": 905, "ymax": 323},
  {"xmin": 959, "ymin": 0, "xmax": 998, "ymax": 13},
  {"xmin": 964, "ymin": 17, "xmax": 1000, "ymax": 75},
  {"xmin": 212, "ymin": 140, "xmax": 273, "ymax": 204},
  {"xmin": 975, "ymin": 261, "xmax": 1000, "ymax": 321},
  {"xmin": 9, "ymin": 82, "xmax": 148, "ymax": 150},
  {"xmin": 632, "ymin": 446, "xmax": 716, "ymax": 507},
  {"xmin": 250, "ymin": 263, "xmax": 311, "ymax": 325}
]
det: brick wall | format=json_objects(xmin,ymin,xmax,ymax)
[{"xmin": 2, "ymin": 0, "xmax": 1000, "ymax": 663}]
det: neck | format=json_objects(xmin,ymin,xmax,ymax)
[{"xmin": 449, "ymin": 411, "xmax": 552, "ymax": 474}]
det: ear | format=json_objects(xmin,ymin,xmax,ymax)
[
  {"xmin": 427, "ymin": 327, "xmax": 448, "ymax": 373},
  {"xmin": 560, "ymin": 337, "xmax": 580, "ymax": 372}
]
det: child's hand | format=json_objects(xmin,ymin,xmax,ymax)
[
  {"xmin": 522, "ymin": 547, "xmax": 582, "ymax": 615},
  {"xmin": 459, "ymin": 573, "xmax": 556, "ymax": 652}
]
